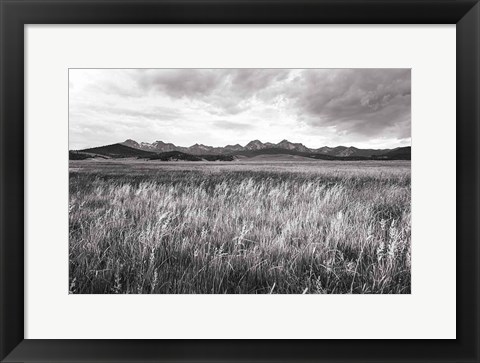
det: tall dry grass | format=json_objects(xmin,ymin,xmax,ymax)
[{"xmin": 69, "ymin": 162, "xmax": 411, "ymax": 294}]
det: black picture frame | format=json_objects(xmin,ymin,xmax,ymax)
[{"xmin": 1, "ymin": 0, "xmax": 479, "ymax": 362}]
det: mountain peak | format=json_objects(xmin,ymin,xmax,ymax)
[
  {"xmin": 245, "ymin": 140, "xmax": 265, "ymax": 150},
  {"xmin": 276, "ymin": 139, "xmax": 310, "ymax": 152},
  {"xmin": 113, "ymin": 138, "xmax": 407, "ymax": 158},
  {"xmin": 225, "ymin": 143, "xmax": 245, "ymax": 150},
  {"xmin": 121, "ymin": 139, "xmax": 140, "ymax": 148}
]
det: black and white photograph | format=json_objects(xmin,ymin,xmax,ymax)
[{"xmin": 69, "ymin": 68, "xmax": 411, "ymax": 294}]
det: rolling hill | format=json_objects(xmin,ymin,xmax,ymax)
[
  {"xmin": 148, "ymin": 151, "xmax": 235, "ymax": 162},
  {"xmin": 234, "ymin": 148, "xmax": 378, "ymax": 161},
  {"xmin": 372, "ymin": 147, "xmax": 411, "ymax": 160},
  {"xmin": 73, "ymin": 143, "xmax": 157, "ymax": 159},
  {"xmin": 148, "ymin": 151, "xmax": 202, "ymax": 161}
]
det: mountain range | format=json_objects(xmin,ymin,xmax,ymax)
[
  {"xmin": 120, "ymin": 139, "xmax": 399, "ymax": 157},
  {"xmin": 71, "ymin": 139, "xmax": 411, "ymax": 161}
]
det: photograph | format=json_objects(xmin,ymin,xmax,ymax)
[{"xmin": 69, "ymin": 68, "xmax": 411, "ymax": 294}]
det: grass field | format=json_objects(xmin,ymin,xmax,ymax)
[{"xmin": 69, "ymin": 159, "xmax": 411, "ymax": 294}]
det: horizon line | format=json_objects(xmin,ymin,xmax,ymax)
[{"xmin": 72, "ymin": 138, "xmax": 412, "ymax": 151}]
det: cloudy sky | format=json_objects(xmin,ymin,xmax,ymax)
[{"xmin": 69, "ymin": 68, "xmax": 411, "ymax": 150}]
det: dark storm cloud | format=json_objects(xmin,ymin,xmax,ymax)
[
  {"xmin": 134, "ymin": 69, "xmax": 290, "ymax": 115},
  {"xmin": 137, "ymin": 69, "xmax": 224, "ymax": 98},
  {"xmin": 132, "ymin": 69, "xmax": 410, "ymax": 139},
  {"xmin": 228, "ymin": 69, "xmax": 290, "ymax": 97},
  {"xmin": 289, "ymin": 69, "xmax": 411, "ymax": 137},
  {"xmin": 136, "ymin": 69, "xmax": 288, "ymax": 97},
  {"xmin": 212, "ymin": 69, "xmax": 290, "ymax": 115}
]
